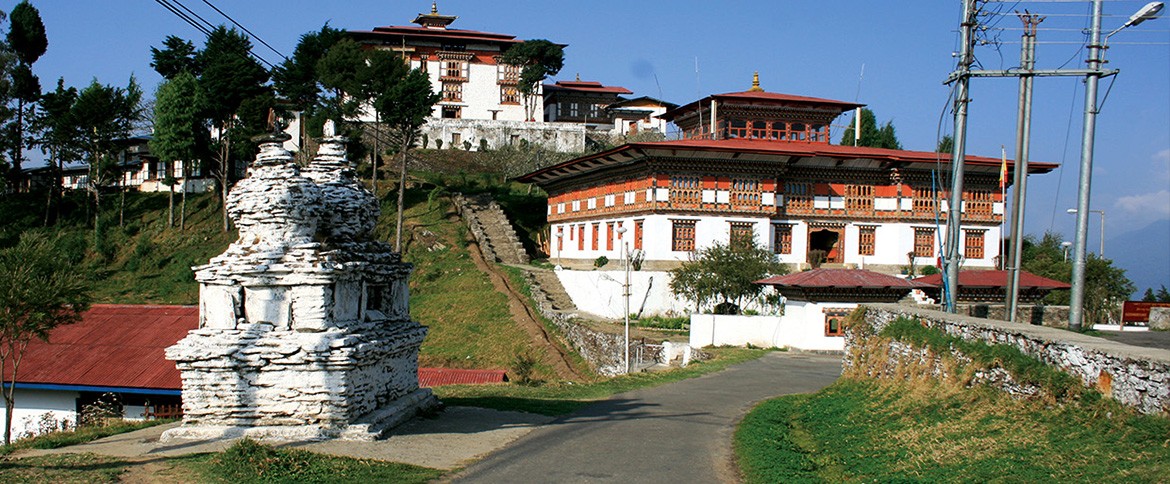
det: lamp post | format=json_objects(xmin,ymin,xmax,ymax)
[
  {"xmin": 616, "ymin": 226, "xmax": 630, "ymax": 374},
  {"xmin": 1062, "ymin": 241, "xmax": 1073, "ymax": 261},
  {"xmin": 1067, "ymin": 208, "xmax": 1105, "ymax": 257},
  {"xmin": 1068, "ymin": 0, "xmax": 1162, "ymax": 332}
]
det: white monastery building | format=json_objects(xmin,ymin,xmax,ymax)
[{"xmin": 519, "ymin": 75, "xmax": 1057, "ymax": 274}]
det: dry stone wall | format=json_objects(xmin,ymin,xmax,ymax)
[
  {"xmin": 163, "ymin": 128, "xmax": 435, "ymax": 442},
  {"xmin": 852, "ymin": 304, "xmax": 1170, "ymax": 415}
]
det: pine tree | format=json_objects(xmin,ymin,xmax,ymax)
[{"xmin": 4, "ymin": 1, "xmax": 47, "ymax": 186}]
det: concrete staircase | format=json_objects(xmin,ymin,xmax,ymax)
[{"xmin": 451, "ymin": 193, "xmax": 529, "ymax": 265}]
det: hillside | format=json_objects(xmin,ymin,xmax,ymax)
[{"xmin": 0, "ymin": 178, "xmax": 573, "ymax": 381}]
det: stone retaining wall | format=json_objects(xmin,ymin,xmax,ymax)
[{"xmin": 852, "ymin": 304, "xmax": 1170, "ymax": 415}]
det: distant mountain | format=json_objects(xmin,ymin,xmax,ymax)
[{"xmin": 1106, "ymin": 219, "xmax": 1170, "ymax": 298}]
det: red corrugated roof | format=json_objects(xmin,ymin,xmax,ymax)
[
  {"xmin": 418, "ymin": 368, "xmax": 508, "ymax": 387},
  {"xmin": 757, "ymin": 269, "xmax": 926, "ymax": 289},
  {"xmin": 913, "ymin": 270, "xmax": 1071, "ymax": 290},
  {"xmin": 14, "ymin": 304, "xmax": 197, "ymax": 390}
]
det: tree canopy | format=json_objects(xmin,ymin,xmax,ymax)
[
  {"xmin": 150, "ymin": 35, "xmax": 200, "ymax": 80},
  {"xmin": 3, "ymin": 0, "xmax": 47, "ymax": 185},
  {"xmin": 669, "ymin": 239, "xmax": 788, "ymax": 314},
  {"xmin": 1, "ymin": 231, "xmax": 92, "ymax": 445},
  {"xmin": 1021, "ymin": 232, "xmax": 1135, "ymax": 325},
  {"xmin": 837, "ymin": 108, "xmax": 902, "ymax": 150},
  {"xmin": 500, "ymin": 39, "xmax": 564, "ymax": 122}
]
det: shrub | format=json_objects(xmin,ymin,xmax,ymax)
[{"xmin": 594, "ymin": 255, "xmax": 609, "ymax": 268}]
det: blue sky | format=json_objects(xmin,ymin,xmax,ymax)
[{"xmin": 9, "ymin": 0, "xmax": 1170, "ymax": 286}]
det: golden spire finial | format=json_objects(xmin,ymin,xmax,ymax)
[
  {"xmin": 431, "ymin": 2, "xmax": 438, "ymax": 14},
  {"xmin": 749, "ymin": 71, "xmax": 763, "ymax": 92},
  {"xmin": 575, "ymin": 73, "xmax": 580, "ymax": 81}
]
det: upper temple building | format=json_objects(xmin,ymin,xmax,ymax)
[
  {"xmin": 518, "ymin": 74, "xmax": 1058, "ymax": 273},
  {"xmin": 349, "ymin": 3, "xmax": 671, "ymax": 152}
]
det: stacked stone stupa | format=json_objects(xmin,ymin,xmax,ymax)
[{"xmin": 162, "ymin": 123, "xmax": 434, "ymax": 442}]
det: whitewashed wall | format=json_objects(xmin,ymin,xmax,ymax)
[
  {"xmin": 688, "ymin": 301, "xmax": 850, "ymax": 352},
  {"xmin": 556, "ymin": 269, "xmax": 691, "ymax": 318},
  {"xmin": 551, "ymin": 214, "xmax": 1000, "ymax": 270},
  {"xmin": 0, "ymin": 389, "xmax": 79, "ymax": 439}
]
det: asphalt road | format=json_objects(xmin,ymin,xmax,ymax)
[
  {"xmin": 452, "ymin": 351, "xmax": 843, "ymax": 484},
  {"xmin": 1097, "ymin": 329, "xmax": 1170, "ymax": 351}
]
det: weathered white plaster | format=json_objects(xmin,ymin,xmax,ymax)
[{"xmin": 688, "ymin": 301, "xmax": 849, "ymax": 352}]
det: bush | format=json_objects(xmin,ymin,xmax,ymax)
[{"xmin": 594, "ymin": 255, "xmax": 609, "ymax": 268}]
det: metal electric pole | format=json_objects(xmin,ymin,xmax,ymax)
[
  {"xmin": 944, "ymin": 0, "xmax": 979, "ymax": 314},
  {"xmin": 1006, "ymin": 12, "xmax": 1044, "ymax": 323},
  {"xmin": 1068, "ymin": 0, "xmax": 1106, "ymax": 332}
]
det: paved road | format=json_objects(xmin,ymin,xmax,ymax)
[
  {"xmin": 452, "ymin": 352, "xmax": 843, "ymax": 484},
  {"xmin": 1097, "ymin": 329, "xmax": 1170, "ymax": 351}
]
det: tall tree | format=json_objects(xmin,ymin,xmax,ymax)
[
  {"xmin": 4, "ymin": 0, "xmax": 47, "ymax": 187},
  {"xmin": 936, "ymin": 134, "xmax": 954, "ymax": 154},
  {"xmin": 1, "ymin": 231, "xmax": 92, "ymax": 445},
  {"xmin": 33, "ymin": 78, "xmax": 79, "ymax": 225},
  {"xmin": 151, "ymin": 71, "xmax": 203, "ymax": 229},
  {"xmin": 72, "ymin": 78, "xmax": 143, "ymax": 250},
  {"xmin": 195, "ymin": 26, "xmax": 269, "ymax": 232},
  {"xmin": 837, "ymin": 108, "xmax": 902, "ymax": 150},
  {"xmin": 374, "ymin": 68, "xmax": 439, "ymax": 252},
  {"xmin": 149, "ymin": 35, "xmax": 200, "ymax": 80},
  {"xmin": 272, "ymin": 25, "xmax": 346, "ymax": 162},
  {"xmin": 500, "ymin": 39, "xmax": 564, "ymax": 122}
]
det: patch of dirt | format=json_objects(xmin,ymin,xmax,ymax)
[{"xmin": 118, "ymin": 456, "xmax": 198, "ymax": 484}]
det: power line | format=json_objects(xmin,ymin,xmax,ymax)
[
  {"xmin": 200, "ymin": 0, "xmax": 288, "ymax": 61},
  {"xmin": 153, "ymin": 0, "xmax": 211, "ymax": 37},
  {"xmin": 152, "ymin": 0, "xmax": 276, "ymax": 69}
]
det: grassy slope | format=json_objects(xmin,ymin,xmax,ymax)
[
  {"xmin": 736, "ymin": 379, "xmax": 1170, "ymax": 482},
  {"xmin": 0, "ymin": 182, "xmax": 562, "ymax": 380}
]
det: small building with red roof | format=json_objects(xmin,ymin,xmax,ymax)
[
  {"xmin": 690, "ymin": 269, "xmax": 925, "ymax": 351},
  {"xmin": 1, "ymin": 305, "xmax": 193, "ymax": 439}
]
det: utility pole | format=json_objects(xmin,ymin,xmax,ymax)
[
  {"xmin": 944, "ymin": 0, "xmax": 979, "ymax": 313},
  {"xmin": 1068, "ymin": 0, "xmax": 1106, "ymax": 332},
  {"xmin": 1006, "ymin": 12, "xmax": 1044, "ymax": 323}
]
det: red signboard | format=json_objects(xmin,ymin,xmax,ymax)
[{"xmin": 1122, "ymin": 301, "xmax": 1170, "ymax": 322}]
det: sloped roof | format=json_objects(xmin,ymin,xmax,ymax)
[
  {"xmin": 418, "ymin": 368, "xmax": 508, "ymax": 387},
  {"xmin": 756, "ymin": 269, "xmax": 925, "ymax": 303},
  {"xmin": 758, "ymin": 269, "xmax": 925, "ymax": 288},
  {"xmin": 913, "ymin": 270, "xmax": 1070, "ymax": 290},
  {"xmin": 662, "ymin": 90, "xmax": 865, "ymax": 122},
  {"xmin": 14, "ymin": 304, "xmax": 197, "ymax": 391},
  {"xmin": 517, "ymin": 138, "xmax": 1057, "ymax": 186},
  {"xmin": 351, "ymin": 25, "xmax": 524, "ymax": 46},
  {"xmin": 544, "ymin": 80, "xmax": 633, "ymax": 95}
]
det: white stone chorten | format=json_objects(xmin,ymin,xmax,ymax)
[{"xmin": 162, "ymin": 126, "xmax": 435, "ymax": 442}]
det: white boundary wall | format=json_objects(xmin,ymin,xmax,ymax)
[
  {"xmin": 556, "ymin": 269, "xmax": 691, "ymax": 318},
  {"xmin": 688, "ymin": 301, "xmax": 851, "ymax": 352}
]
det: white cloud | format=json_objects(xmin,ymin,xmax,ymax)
[{"xmin": 1115, "ymin": 189, "xmax": 1170, "ymax": 217}]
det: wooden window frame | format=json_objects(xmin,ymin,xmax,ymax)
[
  {"xmin": 913, "ymin": 227, "xmax": 935, "ymax": 258},
  {"xmin": 858, "ymin": 225, "xmax": 876, "ymax": 256},
  {"xmin": 730, "ymin": 178, "xmax": 761, "ymax": 207},
  {"xmin": 591, "ymin": 223, "xmax": 600, "ymax": 251},
  {"xmin": 773, "ymin": 224, "xmax": 793, "ymax": 254},
  {"xmin": 845, "ymin": 184, "xmax": 874, "ymax": 213},
  {"xmin": 500, "ymin": 85, "xmax": 520, "ymax": 105},
  {"xmin": 672, "ymin": 220, "xmax": 696, "ymax": 252},
  {"xmin": 634, "ymin": 220, "xmax": 644, "ymax": 250},
  {"xmin": 441, "ymin": 82, "xmax": 462, "ymax": 102},
  {"xmin": 785, "ymin": 181, "xmax": 813, "ymax": 212},
  {"xmin": 730, "ymin": 222, "xmax": 754, "ymax": 248},
  {"xmin": 824, "ymin": 308, "xmax": 850, "ymax": 337},
  {"xmin": 670, "ymin": 175, "xmax": 701, "ymax": 206},
  {"xmin": 964, "ymin": 229, "xmax": 985, "ymax": 259}
]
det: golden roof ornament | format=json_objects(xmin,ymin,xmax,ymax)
[{"xmin": 748, "ymin": 71, "xmax": 764, "ymax": 92}]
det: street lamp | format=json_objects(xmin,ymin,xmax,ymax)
[
  {"xmin": 1068, "ymin": 0, "xmax": 1161, "ymax": 331},
  {"xmin": 554, "ymin": 228, "xmax": 563, "ymax": 267},
  {"xmin": 1067, "ymin": 208, "xmax": 1105, "ymax": 257},
  {"xmin": 1061, "ymin": 241, "xmax": 1073, "ymax": 261},
  {"xmin": 616, "ymin": 225, "xmax": 630, "ymax": 374}
]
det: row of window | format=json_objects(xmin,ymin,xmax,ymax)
[
  {"xmin": 666, "ymin": 221, "xmax": 986, "ymax": 259},
  {"xmin": 438, "ymin": 83, "xmax": 520, "ymax": 108},
  {"xmin": 556, "ymin": 220, "xmax": 645, "ymax": 252}
]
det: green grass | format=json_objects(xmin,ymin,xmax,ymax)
[
  {"xmin": 174, "ymin": 439, "xmax": 443, "ymax": 484},
  {"xmin": 631, "ymin": 315, "xmax": 690, "ymax": 330},
  {"xmin": 736, "ymin": 378, "xmax": 1170, "ymax": 483},
  {"xmin": 0, "ymin": 419, "xmax": 174, "ymax": 456},
  {"xmin": 436, "ymin": 347, "xmax": 770, "ymax": 415}
]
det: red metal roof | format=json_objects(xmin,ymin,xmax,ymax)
[
  {"xmin": 662, "ymin": 90, "xmax": 865, "ymax": 122},
  {"xmin": 913, "ymin": 270, "xmax": 1071, "ymax": 290},
  {"xmin": 418, "ymin": 368, "xmax": 508, "ymax": 387},
  {"xmin": 352, "ymin": 25, "xmax": 523, "ymax": 46},
  {"xmin": 14, "ymin": 305, "xmax": 197, "ymax": 391},
  {"xmin": 758, "ymin": 269, "xmax": 926, "ymax": 289},
  {"xmin": 544, "ymin": 80, "xmax": 633, "ymax": 95}
]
